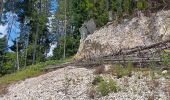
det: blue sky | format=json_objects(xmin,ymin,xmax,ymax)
[
  {"xmin": 51, "ymin": 0, "xmax": 58, "ymax": 14},
  {"xmin": 0, "ymin": 12, "xmax": 20, "ymax": 46},
  {"xmin": 0, "ymin": 24, "xmax": 7, "ymax": 38},
  {"xmin": 0, "ymin": 0, "xmax": 57, "ymax": 47}
]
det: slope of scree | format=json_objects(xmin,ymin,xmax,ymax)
[
  {"xmin": 1, "ymin": 66, "xmax": 169, "ymax": 100},
  {"xmin": 75, "ymin": 10, "xmax": 170, "ymax": 60}
]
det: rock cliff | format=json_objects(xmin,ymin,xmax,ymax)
[{"xmin": 75, "ymin": 10, "xmax": 170, "ymax": 60}]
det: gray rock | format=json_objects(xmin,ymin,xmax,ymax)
[{"xmin": 75, "ymin": 10, "xmax": 170, "ymax": 60}]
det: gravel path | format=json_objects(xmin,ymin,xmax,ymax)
[
  {"xmin": 0, "ymin": 66, "xmax": 170, "ymax": 100},
  {"xmin": 1, "ymin": 66, "xmax": 94, "ymax": 100}
]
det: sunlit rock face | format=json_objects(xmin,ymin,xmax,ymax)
[{"xmin": 75, "ymin": 10, "xmax": 170, "ymax": 60}]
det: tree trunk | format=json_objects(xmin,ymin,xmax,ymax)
[
  {"xmin": 32, "ymin": 20, "xmax": 39, "ymax": 64},
  {"xmin": 63, "ymin": 0, "xmax": 67, "ymax": 59},
  {"xmin": 32, "ymin": 0, "xmax": 41, "ymax": 64},
  {"xmin": 24, "ymin": 32, "xmax": 29, "ymax": 67},
  {"xmin": 16, "ymin": 38, "xmax": 19, "ymax": 70}
]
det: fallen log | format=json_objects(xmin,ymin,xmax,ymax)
[{"xmin": 43, "ymin": 39, "xmax": 170, "ymax": 71}]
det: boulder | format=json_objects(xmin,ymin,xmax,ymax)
[
  {"xmin": 162, "ymin": 70, "xmax": 168, "ymax": 74},
  {"xmin": 79, "ymin": 19, "xmax": 96, "ymax": 40}
]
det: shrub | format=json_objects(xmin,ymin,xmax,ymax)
[
  {"xmin": 96, "ymin": 77, "xmax": 119, "ymax": 96},
  {"xmin": 161, "ymin": 51, "xmax": 170, "ymax": 65},
  {"xmin": 149, "ymin": 58, "xmax": 156, "ymax": 79},
  {"xmin": 108, "ymin": 79, "xmax": 119, "ymax": 92},
  {"xmin": 126, "ymin": 61, "xmax": 133, "ymax": 77},
  {"xmin": 97, "ymin": 81, "xmax": 109, "ymax": 96},
  {"xmin": 92, "ymin": 76, "xmax": 104, "ymax": 85},
  {"xmin": 137, "ymin": 0, "xmax": 148, "ymax": 10},
  {"xmin": 114, "ymin": 62, "xmax": 134, "ymax": 78},
  {"xmin": 115, "ymin": 64, "xmax": 124, "ymax": 78}
]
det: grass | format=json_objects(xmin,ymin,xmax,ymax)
[
  {"xmin": 97, "ymin": 80, "xmax": 110, "ymax": 96},
  {"xmin": 161, "ymin": 50, "xmax": 170, "ymax": 65},
  {"xmin": 96, "ymin": 77, "xmax": 119, "ymax": 96},
  {"xmin": 92, "ymin": 76, "xmax": 104, "ymax": 85},
  {"xmin": 0, "ymin": 58, "xmax": 72, "ymax": 85},
  {"xmin": 115, "ymin": 64, "xmax": 125, "ymax": 78},
  {"xmin": 108, "ymin": 79, "xmax": 119, "ymax": 92},
  {"xmin": 114, "ymin": 63, "xmax": 133, "ymax": 78},
  {"xmin": 91, "ymin": 76, "xmax": 119, "ymax": 97}
]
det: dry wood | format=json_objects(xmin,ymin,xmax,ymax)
[{"xmin": 43, "ymin": 39, "xmax": 170, "ymax": 71}]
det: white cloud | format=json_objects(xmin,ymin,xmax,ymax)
[
  {"xmin": 47, "ymin": 42, "xmax": 57, "ymax": 57},
  {"xmin": 47, "ymin": 15, "xmax": 55, "ymax": 33},
  {"xmin": 0, "ymin": 24, "xmax": 7, "ymax": 38}
]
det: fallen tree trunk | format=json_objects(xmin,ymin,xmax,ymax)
[{"xmin": 43, "ymin": 39, "xmax": 170, "ymax": 71}]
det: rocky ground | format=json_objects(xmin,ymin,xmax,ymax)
[
  {"xmin": 75, "ymin": 10, "xmax": 170, "ymax": 60},
  {"xmin": 0, "ymin": 66, "xmax": 169, "ymax": 100}
]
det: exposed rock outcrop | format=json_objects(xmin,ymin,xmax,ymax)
[{"xmin": 75, "ymin": 10, "xmax": 170, "ymax": 60}]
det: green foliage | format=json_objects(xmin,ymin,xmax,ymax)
[
  {"xmin": 149, "ymin": 58, "xmax": 156, "ymax": 69},
  {"xmin": 127, "ymin": 60, "xmax": 133, "ymax": 76},
  {"xmin": 137, "ymin": 0, "xmax": 148, "ymax": 10},
  {"xmin": 52, "ymin": 34, "xmax": 79, "ymax": 60},
  {"xmin": 108, "ymin": 79, "xmax": 118, "ymax": 92},
  {"xmin": 115, "ymin": 63, "xmax": 133, "ymax": 78},
  {"xmin": 65, "ymin": 0, "xmax": 150, "ymax": 30},
  {"xmin": 97, "ymin": 80, "xmax": 109, "ymax": 96},
  {"xmin": 1, "ymin": 52, "xmax": 16, "ymax": 75},
  {"xmin": 123, "ymin": 0, "xmax": 133, "ymax": 14},
  {"xmin": 54, "ymin": 0, "xmax": 152, "ymax": 64},
  {"xmin": 115, "ymin": 64, "xmax": 124, "ymax": 78},
  {"xmin": 0, "ymin": 0, "xmax": 157, "ymax": 77},
  {"xmin": 0, "ymin": 58, "xmax": 72, "ymax": 85},
  {"xmin": 0, "ymin": 64, "xmax": 43, "ymax": 84},
  {"xmin": 0, "ymin": 37, "xmax": 16, "ymax": 75},
  {"xmin": 0, "ymin": 37, "xmax": 6, "ymax": 54},
  {"xmin": 116, "ymin": 0, "xmax": 123, "ymax": 16},
  {"xmin": 92, "ymin": 76, "xmax": 104, "ymax": 85},
  {"xmin": 161, "ymin": 51, "xmax": 170, "ymax": 65},
  {"xmin": 96, "ymin": 77, "xmax": 119, "ymax": 96},
  {"xmin": 91, "ymin": 0, "xmax": 109, "ymax": 27},
  {"xmin": 147, "ymin": 58, "xmax": 157, "ymax": 79},
  {"xmin": 137, "ymin": 0, "xmax": 143, "ymax": 9},
  {"xmin": 0, "ymin": 37, "xmax": 6, "ymax": 75}
]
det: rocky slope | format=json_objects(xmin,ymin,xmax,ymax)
[
  {"xmin": 0, "ymin": 66, "xmax": 169, "ymax": 100},
  {"xmin": 75, "ymin": 10, "xmax": 170, "ymax": 60},
  {"xmin": 0, "ymin": 66, "xmax": 94, "ymax": 100}
]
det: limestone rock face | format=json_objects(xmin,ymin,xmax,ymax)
[{"xmin": 75, "ymin": 10, "xmax": 170, "ymax": 60}]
